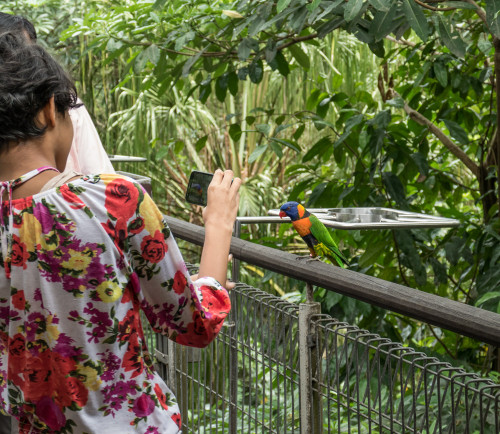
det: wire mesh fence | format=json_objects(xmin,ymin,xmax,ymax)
[
  {"xmin": 150, "ymin": 275, "xmax": 500, "ymax": 433},
  {"xmin": 310, "ymin": 316, "xmax": 500, "ymax": 433}
]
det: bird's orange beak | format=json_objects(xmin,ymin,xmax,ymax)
[{"xmin": 279, "ymin": 211, "xmax": 286, "ymax": 218}]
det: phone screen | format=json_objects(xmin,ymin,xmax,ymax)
[{"xmin": 185, "ymin": 171, "xmax": 213, "ymax": 206}]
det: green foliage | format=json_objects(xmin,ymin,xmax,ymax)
[{"xmin": 6, "ymin": 0, "xmax": 500, "ymax": 374}]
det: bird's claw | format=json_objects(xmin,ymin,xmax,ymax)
[{"xmin": 295, "ymin": 256, "xmax": 320, "ymax": 263}]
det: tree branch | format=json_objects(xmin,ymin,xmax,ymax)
[
  {"xmin": 429, "ymin": 325, "xmax": 457, "ymax": 359},
  {"xmin": 462, "ymin": 0, "xmax": 488, "ymax": 27},
  {"xmin": 385, "ymin": 35, "xmax": 417, "ymax": 48},
  {"xmin": 414, "ymin": 0, "xmax": 456, "ymax": 11},
  {"xmin": 401, "ymin": 96, "xmax": 480, "ymax": 177},
  {"xmin": 277, "ymin": 33, "xmax": 319, "ymax": 51}
]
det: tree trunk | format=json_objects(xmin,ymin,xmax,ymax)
[
  {"xmin": 493, "ymin": 38, "xmax": 500, "ymax": 222},
  {"xmin": 479, "ymin": 164, "xmax": 497, "ymax": 222}
]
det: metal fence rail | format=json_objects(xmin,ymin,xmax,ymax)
[
  {"xmin": 147, "ymin": 217, "xmax": 500, "ymax": 433},
  {"xmin": 153, "ymin": 278, "xmax": 500, "ymax": 434}
]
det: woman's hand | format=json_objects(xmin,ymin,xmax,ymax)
[
  {"xmin": 202, "ymin": 169, "xmax": 241, "ymax": 233},
  {"xmin": 198, "ymin": 170, "xmax": 241, "ymax": 287}
]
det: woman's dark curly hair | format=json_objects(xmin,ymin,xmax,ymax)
[
  {"xmin": 0, "ymin": 32, "xmax": 79, "ymax": 149},
  {"xmin": 0, "ymin": 12, "xmax": 37, "ymax": 41}
]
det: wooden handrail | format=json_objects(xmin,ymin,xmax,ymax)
[{"xmin": 165, "ymin": 216, "xmax": 500, "ymax": 346}]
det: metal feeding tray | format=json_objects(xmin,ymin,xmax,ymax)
[
  {"xmin": 258, "ymin": 207, "xmax": 460, "ymax": 230},
  {"xmin": 108, "ymin": 154, "xmax": 147, "ymax": 163},
  {"xmin": 328, "ymin": 207, "xmax": 399, "ymax": 223}
]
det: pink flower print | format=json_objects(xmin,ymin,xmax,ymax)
[
  {"xmin": 102, "ymin": 380, "xmax": 137, "ymax": 415},
  {"xmin": 25, "ymin": 312, "xmax": 45, "ymax": 341},
  {"xmin": 146, "ymin": 427, "xmax": 160, "ymax": 434},
  {"xmin": 33, "ymin": 203, "xmax": 54, "ymax": 234},
  {"xmin": 35, "ymin": 396, "xmax": 66, "ymax": 431},
  {"xmin": 132, "ymin": 393, "xmax": 155, "ymax": 418},
  {"xmin": 54, "ymin": 334, "xmax": 81, "ymax": 358},
  {"xmin": 83, "ymin": 303, "xmax": 112, "ymax": 343},
  {"xmin": 98, "ymin": 350, "xmax": 121, "ymax": 382}
]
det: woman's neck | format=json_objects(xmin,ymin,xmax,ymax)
[
  {"xmin": 0, "ymin": 141, "xmax": 61, "ymax": 200},
  {"xmin": 0, "ymin": 142, "xmax": 58, "ymax": 182}
]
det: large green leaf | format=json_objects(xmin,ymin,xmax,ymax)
[
  {"xmin": 485, "ymin": 0, "xmax": 500, "ymax": 38},
  {"xmin": 437, "ymin": 15, "xmax": 466, "ymax": 58},
  {"xmin": 288, "ymin": 44, "xmax": 310, "ymax": 70},
  {"xmin": 249, "ymin": 60, "xmax": 264, "ymax": 83},
  {"xmin": 475, "ymin": 291, "xmax": 500, "ymax": 306},
  {"xmin": 215, "ymin": 75, "xmax": 228, "ymax": 102},
  {"xmin": 248, "ymin": 145, "xmax": 268, "ymax": 163},
  {"xmin": 344, "ymin": 0, "xmax": 364, "ymax": 22},
  {"xmin": 382, "ymin": 172, "xmax": 408, "ymax": 209},
  {"xmin": 269, "ymin": 137, "xmax": 301, "ymax": 152},
  {"xmin": 238, "ymin": 38, "xmax": 259, "ymax": 61},
  {"xmin": 269, "ymin": 50, "xmax": 290, "ymax": 76},
  {"xmin": 227, "ymin": 71, "xmax": 239, "ymax": 96},
  {"xmin": 302, "ymin": 137, "xmax": 332, "ymax": 162},
  {"xmin": 277, "ymin": 0, "xmax": 293, "ymax": 13},
  {"xmin": 370, "ymin": 7, "xmax": 397, "ymax": 41},
  {"xmin": 433, "ymin": 61, "xmax": 448, "ymax": 87},
  {"xmin": 442, "ymin": 119, "xmax": 469, "ymax": 145},
  {"xmin": 401, "ymin": 0, "xmax": 430, "ymax": 41},
  {"xmin": 368, "ymin": 0, "xmax": 391, "ymax": 12}
]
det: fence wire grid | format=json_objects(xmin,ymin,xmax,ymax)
[{"xmin": 147, "ymin": 273, "xmax": 500, "ymax": 434}]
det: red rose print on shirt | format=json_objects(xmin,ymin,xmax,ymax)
[
  {"xmin": 63, "ymin": 376, "xmax": 88, "ymax": 408},
  {"xmin": 12, "ymin": 290, "xmax": 26, "ymax": 310},
  {"xmin": 22, "ymin": 352, "xmax": 54, "ymax": 402},
  {"xmin": 11, "ymin": 235, "xmax": 29, "ymax": 269},
  {"xmin": 140, "ymin": 230, "xmax": 167, "ymax": 263},
  {"xmin": 105, "ymin": 179, "xmax": 139, "ymax": 221},
  {"xmin": 172, "ymin": 271, "xmax": 187, "ymax": 295},
  {"xmin": 154, "ymin": 383, "xmax": 168, "ymax": 410},
  {"xmin": 171, "ymin": 413, "xmax": 182, "ymax": 429},
  {"xmin": 59, "ymin": 184, "xmax": 85, "ymax": 210}
]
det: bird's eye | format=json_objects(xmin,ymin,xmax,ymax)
[{"xmin": 287, "ymin": 206, "xmax": 290, "ymax": 210}]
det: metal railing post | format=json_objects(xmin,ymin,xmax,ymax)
[
  {"xmin": 228, "ymin": 219, "xmax": 241, "ymax": 434},
  {"xmin": 232, "ymin": 220, "xmax": 241, "ymax": 281},
  {"xmin": 299, "ymin": 292, "xmax": 323, "ymax": 434}
]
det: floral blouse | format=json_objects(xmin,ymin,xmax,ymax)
[{"xmin": 0, "ymin": 173, "xmax": 230, "ymax": 433}]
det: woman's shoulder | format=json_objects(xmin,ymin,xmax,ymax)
[{"xmin": 79, "ymin": 173, "xmax": 144, "ymax": 190}]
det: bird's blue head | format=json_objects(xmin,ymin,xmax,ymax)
[{"xmin": 279, "ymin": 201, "xmax": 302, "ymax": 221}]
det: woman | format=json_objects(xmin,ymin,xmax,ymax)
[
  {"xmin": 0, "ymin": 11, "xmax": 115, "ymax": 177},
  {"xmin": 0, "ymin": 33, "xmax": 240, "ymax": 433}
]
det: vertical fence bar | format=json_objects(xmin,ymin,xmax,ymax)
[
  {"xmin": 228, "ymin": 221, "xmax": 241, "ymax": 434},
  {"xmin": 299, "ymin": 300, "xmax": 323, "ymax": 434}
]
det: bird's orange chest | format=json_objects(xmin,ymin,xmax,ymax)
[{"xmin": 292, "ymin": 218, "xmax": 312, "ymax": 237}]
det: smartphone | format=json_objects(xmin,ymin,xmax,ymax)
[{"xmin": 185, "ymin": 170, "xmax": 214, "ymax": 206}]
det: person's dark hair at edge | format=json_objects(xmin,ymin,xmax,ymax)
[
  {"xmin": 0, "ymin": 32, "xmax": 79, "ymax": 149},
  {"xmin": 0, "ymin": 12, "xmax": 37, "ymax": 41}
]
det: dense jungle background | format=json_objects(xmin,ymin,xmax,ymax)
[{"xmin": 4, "ymin": 0, "xmax": 500, "ymax": 378}]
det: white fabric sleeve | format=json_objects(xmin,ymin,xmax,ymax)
[{"xmin": 65, "ymin": 102, "xmax": 115, "ymax": 175}]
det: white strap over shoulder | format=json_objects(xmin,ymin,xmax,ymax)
[{"xmin": 39, "ymin": 170, "xmax": 83, "ymax": 192}]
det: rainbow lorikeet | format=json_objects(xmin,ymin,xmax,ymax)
[{"xmin": 279, "ymin": 201, "xmax": 348, "ymax": 267}]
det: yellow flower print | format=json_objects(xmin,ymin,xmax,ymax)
[
  {"xmin": 100, "ymin": 174, "xmax": 121, "ymax": 186},
  {"xmin": 18, "ymin": 212, "xmax": 41, "ymax": 252},
  {"xmin": 47, "ymin": 324, "xmax": 60, "ymax": 343},
  {"xmin": 45, "ymin": 315, "xmax": 60, "ymax": 343},
  {"xmin": 77, "ymin": 365, "xmax": 102, "ymax": 391},
  {"xmin": 139, "ymin": 197, "xmax": 163, "ymax": 235},
  {"xmin": 96, "ymin": 281, "xmax": 123, "ymax": 303},
  {"xmin": 61, "ymin": 249, "xmax": 93, "ymax": 272},
  {"xmin": 40, "ymin": 231, "xmax": 57, "ymax": 250}
]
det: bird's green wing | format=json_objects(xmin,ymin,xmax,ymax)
[{"xmin": 309, "ymin": 214, "xmax": 349, "ymax": 266}]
